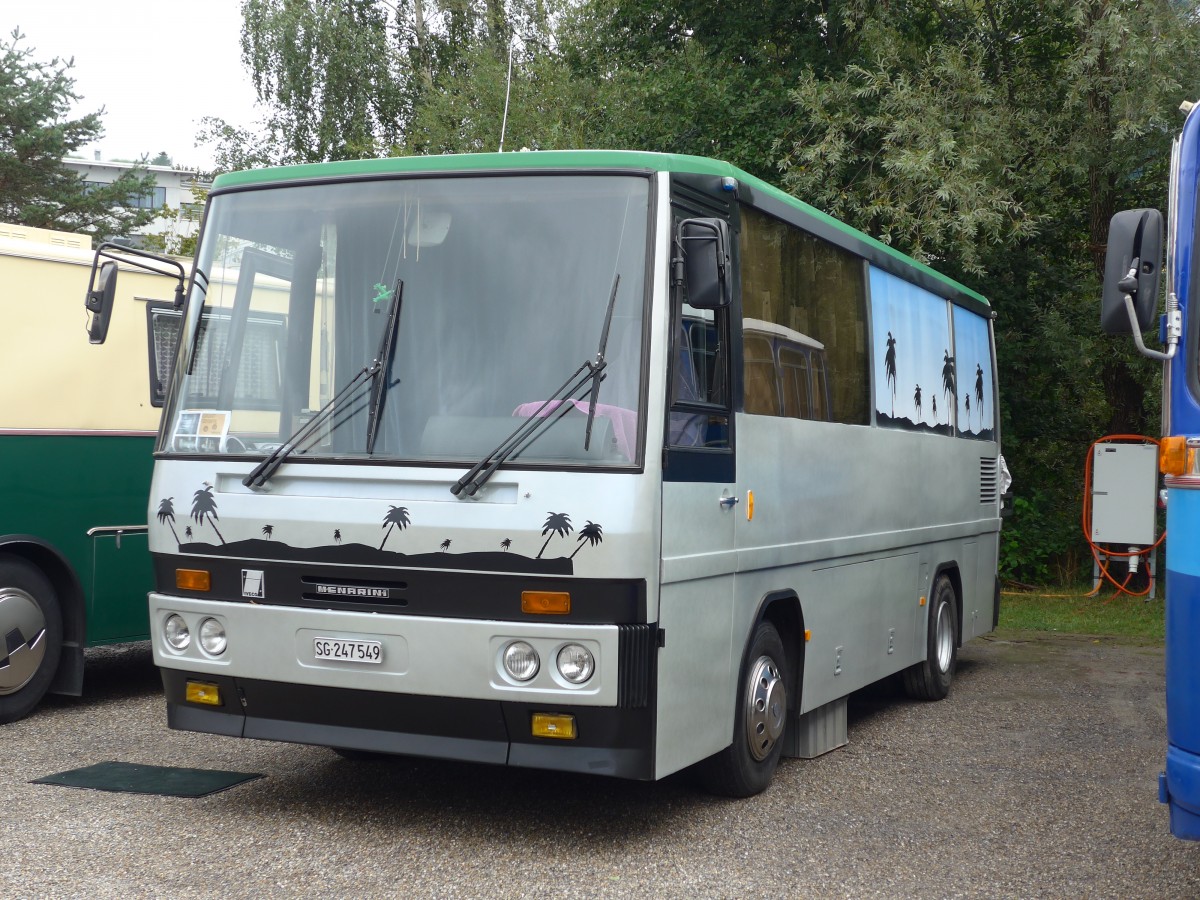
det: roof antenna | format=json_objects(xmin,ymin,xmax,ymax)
[{"xmin": 499, "ymin": 36, "xmax": 515, "ymax": 152}]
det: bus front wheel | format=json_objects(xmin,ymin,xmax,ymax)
[
  {"xmin": 903, "ymin": 574, "xmax": 958, "ymax": 701},
  {"xmin": 699, "ymin": 620, "xmax": 788, "ymax": 797},
  {"xmin": 0, "ymin": 555, "xmax": 62, "ymax": 724}
]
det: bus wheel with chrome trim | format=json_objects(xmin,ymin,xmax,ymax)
[
  {"xmin": 0, "ymin": 555, "xmax": 62, "ymax": 724},
  {"xmin": 903, "ymin": 574, "xmax": 958, "ymax": 701},
  {"xmin": 699, "ymin": 620, "xmax": 788, "ymax": 797}
]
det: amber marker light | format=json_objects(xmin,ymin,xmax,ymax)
[
  {"xmin": 746, "ymin": 490, "xmax": 755, "ymax": 521},
  {"xmin": 521, "ymin": 591, "xmax": 571, "ymax": 615},
  {"xmin": 920, "ymin": 596, "xmax": 927, "ymax": 607},
  {"xmin": 185, "ymin": 681, "xmax": 221, "ymax": 706},
  {"xmin": 176, "ymin": 569, "xmax": 211, "ymax": 591},
  {"xmin": 532, "ymin": 713, "xmax": 577, "ymax": 740},
  {"xmin": 1160, "ymin": 436, "xmax": 1194, "ymax": 477}
]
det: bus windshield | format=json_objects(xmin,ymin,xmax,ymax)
[{"xmin": 158, "ymin": 174, "xmax": 651, "ymax": 467}]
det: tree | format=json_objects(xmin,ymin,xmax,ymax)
[
  {"xmin": 773, "ymin": 0, "xmax": 1200, "ymax": 582},
  {"xmin": 0, "ymin": 29, "xmax": 159, "ymax": 237}
]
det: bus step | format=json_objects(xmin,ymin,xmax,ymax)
[{"xmin": 783, "ymin": 696, "xmax": 848, "ymax": 759}]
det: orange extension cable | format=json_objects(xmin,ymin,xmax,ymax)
[{"xmin": 1081, "ymin": 435, "xmax": 1167, "ymax": 599}]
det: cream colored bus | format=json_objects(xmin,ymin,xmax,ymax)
[{"xmin": 0, "ymin": 224, "xmax": 184, "ymax": 722}]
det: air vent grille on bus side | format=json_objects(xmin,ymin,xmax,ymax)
[
  {"xmin": 980, "ymin": 457, "xmax": 999, "ymax": 504},
  {"xmin": 617, "ymin": 624, "xmax": 655, "ymax": 708}
]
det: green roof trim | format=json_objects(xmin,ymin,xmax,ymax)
[{"xmin": 211, "ymin": 150, "xmax": 988, "ymax": 307}]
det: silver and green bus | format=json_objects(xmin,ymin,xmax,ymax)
[
  {"xmin": 103, "ymin": 152, "xmax": 1002, "ymax": 794},
  {"xmin": 0, "ymin": 225, "xmax": 186, "ymax": 723}
]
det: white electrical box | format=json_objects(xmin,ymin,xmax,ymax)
[{"xmin": 1091, "ymin": 443, "xmax": 1158, "ymax": 545}]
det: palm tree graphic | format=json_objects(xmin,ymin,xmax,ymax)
[
  {"xmin": 975, "ymin": 363, "xmax": 984, "ymax": 429},
  {"xmin": 184, "ymin": 526, "xmax": 193, "ymax": 540},
  {"xmin": 537, "ymin": 512, "xmax": 573, "ymax": 558},
  {"xmin": 884, "ymin": 331, "xmax": 897, "ymax": 416},
  {"xmin": 963, "ymin": 392, "xmax": 971, "ymax": 428},
  {"xmin": 500, "ymin": 538, "xmax": 511, "ymax": 552},
  {"xmin": 262, "ymin": 525, "xmax": 274, "ymax": 540},
  {"xmin": 941, "ymin": 350, "xmax": 956, "ymax": 421},
  {"xmin": 931, "ymin": 395, "xmax": 938, "ymax": 424},
  {"xmin": 190, "ymin": 482, "xmax": 226, "ymax": 544},
  {"xmin": 569, "ymin": 521, "xmax": 604, "ymax": 559},
  {"xmin": 440, "ymin": 539, "xmax": 452, "ymax": 552},
  {"xmin": 379, "ymin": 505, "xmax": 411, "ymax": 550},
  {"xmin": 334, "ymin": 529, "xmax": 342, "ymax": 545},
  {"xmin": 913, "ymin": 385, "xmax": 922, "ymax": 423},
  {"xmin": 156, "ymin": 497, "xmax": 180, "ymax": 547}
]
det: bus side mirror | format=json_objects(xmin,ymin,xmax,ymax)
[
  {"xmin": 678, "ymin": 217, "xmax": 731, "ymax": 310},
  {"xmin": 1101, "ymin": 208, "xmax": 1163, "ymax": 335},
  {"xmin": 86, "ymin": 259, "xmax": 119, "ymax": 345}
]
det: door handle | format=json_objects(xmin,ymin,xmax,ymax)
[{"xmin": 719, "ymin": 495, "xmax": 739, "ymax": 509}]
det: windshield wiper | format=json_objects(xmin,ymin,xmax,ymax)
[
  {"xmin": 451, "ymin": 275, "xmax": 620, "ymax": 498},
  {"xmin": 243, "ymin": 280, "xmax": 403, "ymax": 490},
  {"xmin": 583, "ymin": 274, "xmax": 619, "ymax": 451}
]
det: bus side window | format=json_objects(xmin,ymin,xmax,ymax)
[{"xmin": 670, "ymin": 309, "xmax": 730, "ymax": 448}]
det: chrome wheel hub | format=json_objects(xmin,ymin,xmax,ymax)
[
  {"xmin": 934, "ymin": 600, "xmax": 954, "ymax": 672},
  {"xmin": 0, "ymin": 587, "xmax": 47, "ymax": 695},
  {"xmin": 744, "ymin": 655, "xmax": 786, "ymax": 761}
]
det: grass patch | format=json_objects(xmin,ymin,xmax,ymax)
[{"xmin": 998, "ymin": 587, "xmax": 1164, "ymax": 641}]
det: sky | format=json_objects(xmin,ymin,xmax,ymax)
[{"xmin": 11, "ymin": 2, "xmax": 263, "ymax": 171}]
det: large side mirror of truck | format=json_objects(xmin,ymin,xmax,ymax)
[
  {"xmin": 678, "ymin": 217, "xmax": 731, "ymax": 310},
  {"xmin": 1101, "ymin": 208, "xmax": 1163, "ymax": 335},
  {"xmin": 86, "ymin": 259, "xmax": 119, "ymax": 345}
]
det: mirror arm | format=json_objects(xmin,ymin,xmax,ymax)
[{"xmin": 1125, "ymin": 291, "xmax": 1179, "ymax": 362}]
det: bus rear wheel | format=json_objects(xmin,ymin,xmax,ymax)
[
  {"xmin": 0, "ymin": 555, "xmax": 62, "ymax": 724},
  {"xmin": 903, "ymin": 574, "xmax": 958, "ymax": 701},
  {"xmin": 699, "ymin": 620, "xmax": 788, "ymax": 797}
]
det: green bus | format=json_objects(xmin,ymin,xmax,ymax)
[{"xmin": 0, "ymin": 224, "xmax": 182, "ymax": 723}]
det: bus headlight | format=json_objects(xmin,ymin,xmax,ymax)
[
  {"xmin": 198, "ymin": 618, "xmax": 227, "ymax": 655},
  {"xmin": 164, "ymin": 614, "xmax": 190, "ymax": 650},
  {"xmin": 556, "ymin": 644, "xmax": 594, "ymax": 684},
  {"xmin": 503, "ymin": 641, "xmax": 539, "ymax": 681}
]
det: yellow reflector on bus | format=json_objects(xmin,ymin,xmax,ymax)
[
  {"xmin": 746, "ymin": 490, "xmax": 755, "ymax": 521},
  {"xmin": 532, "ymin": 713, "xmax": 577, "ymax": 740},
  {"xmin": 1160, "ymin": 436, "xmax": 1193, "ymax": 476},
  {"xmin": 186, "ymin": 681, "xmax": 221, "ymax": 706},
  {"xmin": 522, "ymin": 591, "xmax": 571, "ymax": 615},
  {"xmin": 176, "ymin": 569, "xmax": 211, "ymax": 592}
]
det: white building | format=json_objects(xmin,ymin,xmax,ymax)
[{"xmin": 62, "ymin": 154, "xmax": 211, "ymax": 251}]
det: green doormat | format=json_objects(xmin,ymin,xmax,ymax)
[{"xmin": 33, "ymin": 761, "xmax": 263, "ymax": 797}]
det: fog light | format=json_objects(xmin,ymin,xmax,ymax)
[
  {"xmin": 556, "ymin": 643, "xmax": 594, "ymax": 684},
  {"xmin": 502, "ymin": 641, "xmax": 539, "ymax": 681},
  {"xmin": 198, "ymin": 617, "xmax": 227, "ymax": 655},
  {"xmin": 186, "ymin": 680, "xmax": 221, "ymax": 706},
  {"xmin": 532, "ymin": 712, "xmax": 577, "ymax": 739},
  {"xmin": 164, "ymin": 614, "xmax": 190, "ymax": 650}
]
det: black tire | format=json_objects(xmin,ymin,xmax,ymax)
[
  {"xmin": 0, "ymin": 555, "xmax": 62, "ymax": 724},
  {"xmin": 903, "ymin": 574, "xmax": 958, "ymax": 701},
  {"xmin": 699, "ymin": 620, "xmax": 789, "ymax": 798}
]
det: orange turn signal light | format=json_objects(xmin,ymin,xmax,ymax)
[
  {"xmin": 521, "ymin": 591, "xmax": 571, "ymax": 615},
  {"xmin": 1160, "ymin": 437, "xmax": 1194, "ymax": 477},
  {"xmin": 176, "ymin": 569, "xmax": 211, "ymax": 592}
]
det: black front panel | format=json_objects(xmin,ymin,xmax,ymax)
[
  {"xmin": 160, "ymin": 669, "xmax": 656, "ymax": 780},
  {"xmin": 155, "ymin": 554, "xmax": 647, "ymax": 624}
]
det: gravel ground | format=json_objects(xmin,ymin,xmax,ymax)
[{"xmin": 3, "ymin": 631, "xmax": 1198, "ymax": 899}]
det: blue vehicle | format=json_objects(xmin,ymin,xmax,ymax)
[{"xmin": 1101, "ymin": 99, "xmax": 1200, "ymax": 839}]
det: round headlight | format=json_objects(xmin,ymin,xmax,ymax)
[
  {"xmin": 556, "ymin": 643, "xmax": 595, "ymax": 684},
  {"xmin": 502, "ymin": 641, "xmax": 539, "ymax": 682},
  {"xmin": 198, "ymin": 617, "xmax": 227, "ymax": 655},
  {"xmin": 164, "ymin": 614, "xmax": 190, "ymax": 650}
]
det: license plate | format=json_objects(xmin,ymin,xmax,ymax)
[{"xmin": 313, "ymin": 637, "xmax": 383, "ymax": 664}]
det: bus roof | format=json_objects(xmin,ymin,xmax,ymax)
[{"xmin": 211, "ymin": 150, "xmax": 989, "ymax": 308}]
